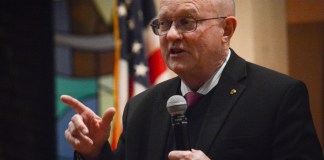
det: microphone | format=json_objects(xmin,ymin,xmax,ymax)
[{"xmin": 166, "ymin": 95, "xmax": 191, "ymax": 150}]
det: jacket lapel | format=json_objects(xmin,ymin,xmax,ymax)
[
  {"xmin": 196, "ymin": 50, "xmax": 248, "ymax": 154},
  {"xmin": 147, "ymin": 78, "xmax": 181, "ymax": 160}
]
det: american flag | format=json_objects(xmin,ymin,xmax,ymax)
[{"xmin": 112, "ymin": 0, "xmax": 170, "ymax": 149}]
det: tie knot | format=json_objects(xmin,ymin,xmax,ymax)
[{"xmin": 184, "ymin": 92, "xmax": 203, "ymax": 108}]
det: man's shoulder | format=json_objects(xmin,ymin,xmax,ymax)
[
  {"xmin": 246, "ymin": 61, "xmax": 298, "ymax": 83},
  {"xmin": 227, "ymin": 49, "xmax": 300, "ymax": 85},
  {"xmin": 242, "ymin": 61, "xmax": 307, "ymax": 94}
]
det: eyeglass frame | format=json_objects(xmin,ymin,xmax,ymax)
[{"xmin": 150, "ymin": 16, "xmax": 227, "ymax": 36}]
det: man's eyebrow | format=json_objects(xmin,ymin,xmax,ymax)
[{"xmin": 181, "ymin": 7, "xmax": 199, "ymax": 16}]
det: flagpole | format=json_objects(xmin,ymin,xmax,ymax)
[{"xmin": 112, "ymin": 0, "xmax": 122, "ymax": 150}]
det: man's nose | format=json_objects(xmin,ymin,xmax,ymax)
[{"xmin": 166, "ymin": 23, "xmax": 182, "ymax": 39}]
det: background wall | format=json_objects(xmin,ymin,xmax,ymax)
[{"xmin": 231, "ymin": 0, "xmax": 288, "ymax": 74}]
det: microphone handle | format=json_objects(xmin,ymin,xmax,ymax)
[{"xmin": 171, "ymin": 114, "xmax": 191, "ymax": 150}]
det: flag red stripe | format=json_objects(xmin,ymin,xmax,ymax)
[{"xmin": 148, "ymin": 48, "xmax": 167, "ymax": 84}]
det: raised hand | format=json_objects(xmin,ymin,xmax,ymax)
[{"xmin": 61, "ymin": 95, "xmax": 115, "ymax": 159}]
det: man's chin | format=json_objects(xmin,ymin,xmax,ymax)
[{"xmin": 169, "ymin": 66, "xmax": 187, "ymax": 76}]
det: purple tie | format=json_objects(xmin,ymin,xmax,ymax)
[{"xmin": 184, "ymin": 92, "xmax": 203, "ymax": 108}]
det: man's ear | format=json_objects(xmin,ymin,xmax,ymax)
[{"xmin": 222, "ymin": 16, "xmax": 237, "ymax": 43}]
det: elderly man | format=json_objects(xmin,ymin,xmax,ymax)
[{"xmin": 62, "ymin": 0, "xmax": 323, "ymax": 159}]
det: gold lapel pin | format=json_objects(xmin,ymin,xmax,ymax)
[{"xmin": 230, "ymin": 89, "xmax": 237, "ymax": 95}]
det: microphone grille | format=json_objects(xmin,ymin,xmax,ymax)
[{"xmin": 166, "ymin": 95, "xmax": 187, "ymax": 115}]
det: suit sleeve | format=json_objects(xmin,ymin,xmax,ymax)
[
  {"xmin": 99, "ymin": 102, "xmax": 131, "ymax": 160},
  {"xmin": 272, "ymin": 81, "xmax": 323, "ymax": 159},
  {"xmin": 73, "ymin": 141, "xmax": 115, "ymax": 160}
]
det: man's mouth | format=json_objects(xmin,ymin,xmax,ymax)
[{"xmin": 170, "ymin": 48, "xmax": 184, "ymax": 55}]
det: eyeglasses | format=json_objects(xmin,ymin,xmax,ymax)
[{"xmin": 150, "ymin": 16, "xmax": 227, "ymax": 36}]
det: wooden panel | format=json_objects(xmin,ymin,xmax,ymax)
[
  {"xmin": 98, "ymin": 52, "xmax": 114, "ymax": 75},
  {"xmin": 287, "ymin": 0, "xmax": 324, "ymax": 24},
  {"xmin": 74, "ymin": 51, "xmax": 97, "ymax": 77}
]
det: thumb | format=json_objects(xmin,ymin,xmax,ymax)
[{"xmin": 100, "ymin": 107, "xmax": 116, "ymax": 130}]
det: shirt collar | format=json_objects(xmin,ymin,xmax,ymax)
[{"xmin": 181, "ymin": 49, "xmax": 231, "ymax": 96}]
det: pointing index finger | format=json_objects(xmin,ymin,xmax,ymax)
[{"xmin": 60, "ymin": 95, "xmax": 91, "ymax": 114}]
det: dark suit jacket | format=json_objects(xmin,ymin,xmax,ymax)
[{"xmin": 101, "ymin": 49, "xmax": 323, "ymax": 160}]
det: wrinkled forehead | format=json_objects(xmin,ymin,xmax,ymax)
[{"xmin": 158, "ymin": 0, "xmax": 219, "ymax": 18}]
